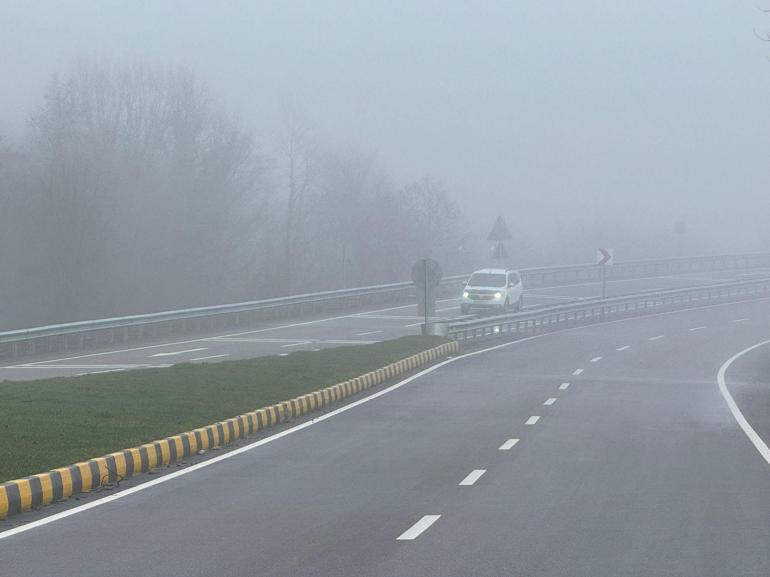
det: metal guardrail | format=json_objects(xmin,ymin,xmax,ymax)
[
  {"xmin": 2, "ymin": 251, "xmax": 769, "ymax": 359},
  {"xmin": 445, "ymin": 277, "xmax": 770, "ymax": 342},
  {"xmin": 517, "ymin": 252, "xmax": 770, "ymax": 288}
]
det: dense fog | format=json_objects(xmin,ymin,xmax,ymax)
[{"xmin": 1, "ymin": 1, "xmax": 770, "ymax": 329}]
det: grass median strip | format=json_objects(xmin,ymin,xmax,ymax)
[{"xmin": 0, "ymin": 336, "xmax": 449, "ymax": 483}]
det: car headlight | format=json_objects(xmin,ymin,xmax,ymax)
[
  {"xmin": 494, "ymin": 292, "xmax": 503, "ymax": 299},
  {"xmin": 462, "ymin": 291, "xmax": 469, "ymax": 298}
]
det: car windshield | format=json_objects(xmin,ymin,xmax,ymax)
[{"xmin": 468, "ymin": 273, "xmax": 506, "ymax": 287}]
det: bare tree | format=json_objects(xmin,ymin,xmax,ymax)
[
  {"xmin": 278, "ymin": 104, "xmax": 317, "ymax": 292},
  {"xmin": 26, "ymin": 60, "xmax": 270, "ymax": 322}
]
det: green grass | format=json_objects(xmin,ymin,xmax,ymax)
[{"xmin": 0, "ymin": 336, "xmax": 448, "ymax": 482}]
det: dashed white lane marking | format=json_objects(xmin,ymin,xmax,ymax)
[
  {"xmin": 279, "ymin": 353, "xmax": 289, "ymax": 357},
  {"xmin": 459, "ymin": 469, "xmax": 487, "ymax": 486},
  {"xmin": 498, "ymin": 438, "xmax": 520, "ymax": 450},
  {"xmin": 190, "ymin": 354, "xmax": 230, "ymax": 362},
  {"xmin": 544, "ymin": 397, "xmax": 557, "ymax": 406},
  {"xmin": 356, "ymin": 330, "xmax": 384, "ymax": 336},
  {"xmin": 525, "ymin": 416, "xmax": 540, "ymax": 425},
  {"xmin": 590, "ymin": 356, "xmax": 603, "ymax": 363},
  {"xmin": 648, "ymin": 335, "xmax": 665, "ymax": 341},
  {"xmin": 559, "ymin": 382, "xmax": 570, "ymax": 390},
  {"xmin": 280, "ymin": 341, "xmax": 312, "ymax": 348},
  {"xmin": 717, "ymin": 339, "xmax": 770, "ymax": 464},
  {"xmin": 732, "ymin": 318, "xmax": 750, "ymax": 323},
  {"xmin": 397, "ymin": 515, "xmax": 441, "ymax": 541},
  {"xmin": 572, "ymin": 368, "xmax": 584, "ymax": 376},
  {"xmin": 616, "ymin": 345, "xmax": 631, "ymax": 351},
  {"xmin": 689, "ymin": 326, "xmax": 706, "ymax": 332},
  {"xmin": 150, "ymin": 348, "xmax": 208, "ymax": 358}
]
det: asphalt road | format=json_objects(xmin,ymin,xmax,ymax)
[
  {"xmin": 3, "ymin": 291, "xmax": 770, "ymax": 576},
  {"xmin": 2, "ymin": 268, "xmax": 767, "ymax": 381}
]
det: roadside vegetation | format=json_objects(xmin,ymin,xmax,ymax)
[
  {"xmin": 0, "ymin": 59, "xmax": 474, "ymax": 332},
  {"xmin": 0, "ymin": 336, "xmax": 448, "ymax": 482}
]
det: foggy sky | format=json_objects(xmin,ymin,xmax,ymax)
[{"xmin": 3, "ymin": 0, "xmax": 770, "ymax": 259}]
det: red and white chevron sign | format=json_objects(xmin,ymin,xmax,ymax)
[{"xmin": 597, "ymin": 248, "xmax": 613, "ymax": 266}]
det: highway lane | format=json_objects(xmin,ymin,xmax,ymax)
[
  {"xmin": 2, "ymin": 268, "xmax": 766, "ymax": 381},
  {"xmin": 3, "ymin": 295, "xmax": 770, "ymax": 575}
]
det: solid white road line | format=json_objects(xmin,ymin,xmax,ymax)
[
  {"xmin": 150, "ymin": 348, "xmax": 208, "ymax": 358},
  {"xmin": 648, "ymin": 335, "xmax": 665, "ymax": 341},
  {"xmin": 356, "ymin": 330, "xmax": 384, "ymax": 336},
  {"xmin": 6, "ymin": 364, "xmax": 155, "ymax": 370},
  {"xmin": 717, "ymin": 340, "xmax": 770, "ymax": 464},
  {"xmin": 397, "ymin": 515, "xmax": 441, "ymax": 541},
  {"xmin": 459, "ymin": 469, "xmax": 487, "ymax": 486},
  {"xmin": 590, "ymin": 356, "xmax": 603, "ymax": 363},
  {"xmin": 321, "ymin": 339, "xmax": 378, "ymax": 345},
  {"xmin": 616, "ymin": 345, "xmax": 631, "ymax": 351},
  {"xmin": 208, "ymin": 337, "xmax": 312, "ymax": 343},
  {"xmin": 525, "ymin": 416, "xmax": 540, "ymax": 425},
  {"xmin": 76, "ymin": 369, "xmax": 126, "ymax": 376},
  {"xmin": 352, "ymin": 297, "xmax": 458, "ymax": 316},
  {"xmin": 732, "ymin": 318, "xmax": 750, "ymax": 323},
  {"xmin": 190, "ymin": 354, "xmax": 229, "ymax": 362},
  {"xmin": 6, "ymin": 298, "xmax": 768, "ymax": 538},
  {"xmin": 572, "ymin": 368, "xmax": 584, "ymax": 376},
  {"xmin": 559, "ymin": 382, "xmax": 570, "ymax": 390},
  {"xmin": 498, "ymin": 438, "xmax": 520, "ymax": 450},
  {"xmin": 360, "ymin": 315, "xmax": 435, "ymax": 321},
  {"xmin": 544, "ymin": 397, "xmax": 557, "ymax": 406},
  {"xmin": 280, "ymin": 341, "xmax": 312, "ymax": 348},
  {"xmin": 689, "ymin": 326, "xmax": 706, "ymax": 332}
]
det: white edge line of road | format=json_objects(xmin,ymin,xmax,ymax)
[
  {"xmin": 4, "ymin": 294, "xmax": 770, "ymax": 540},
  {"xmin": 716, "ymin": 339, "xmax": 770, "ymax": 465}
]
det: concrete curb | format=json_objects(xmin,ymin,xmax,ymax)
[{"xmin": 0, "ymin": 341, "xmax": 459, "ymax": 519}]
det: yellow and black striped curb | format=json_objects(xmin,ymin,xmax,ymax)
[{"xmin": 0, "ymin": 341, "xmax": 458, "ymax": 519}]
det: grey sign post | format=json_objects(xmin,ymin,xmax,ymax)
[
  {"xmin": 488, "ymin": 216, "xmax": 512, "ymax": 265},
  {"xmin": 412, "ymin": 258, "xmax": 442, "ymax": 333}
]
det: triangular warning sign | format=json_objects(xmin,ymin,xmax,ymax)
[{"xmin": 488, "ymin": 216, "xmax": 512, "ymax": 241}]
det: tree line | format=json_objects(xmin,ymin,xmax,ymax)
[{"xmin": 0, "ymin": 60, "xmax": 475, "ymax": 330}]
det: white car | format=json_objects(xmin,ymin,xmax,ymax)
[{"xmin": 460, "ymin": 268, "xmax": 524, "ymax": 314}]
